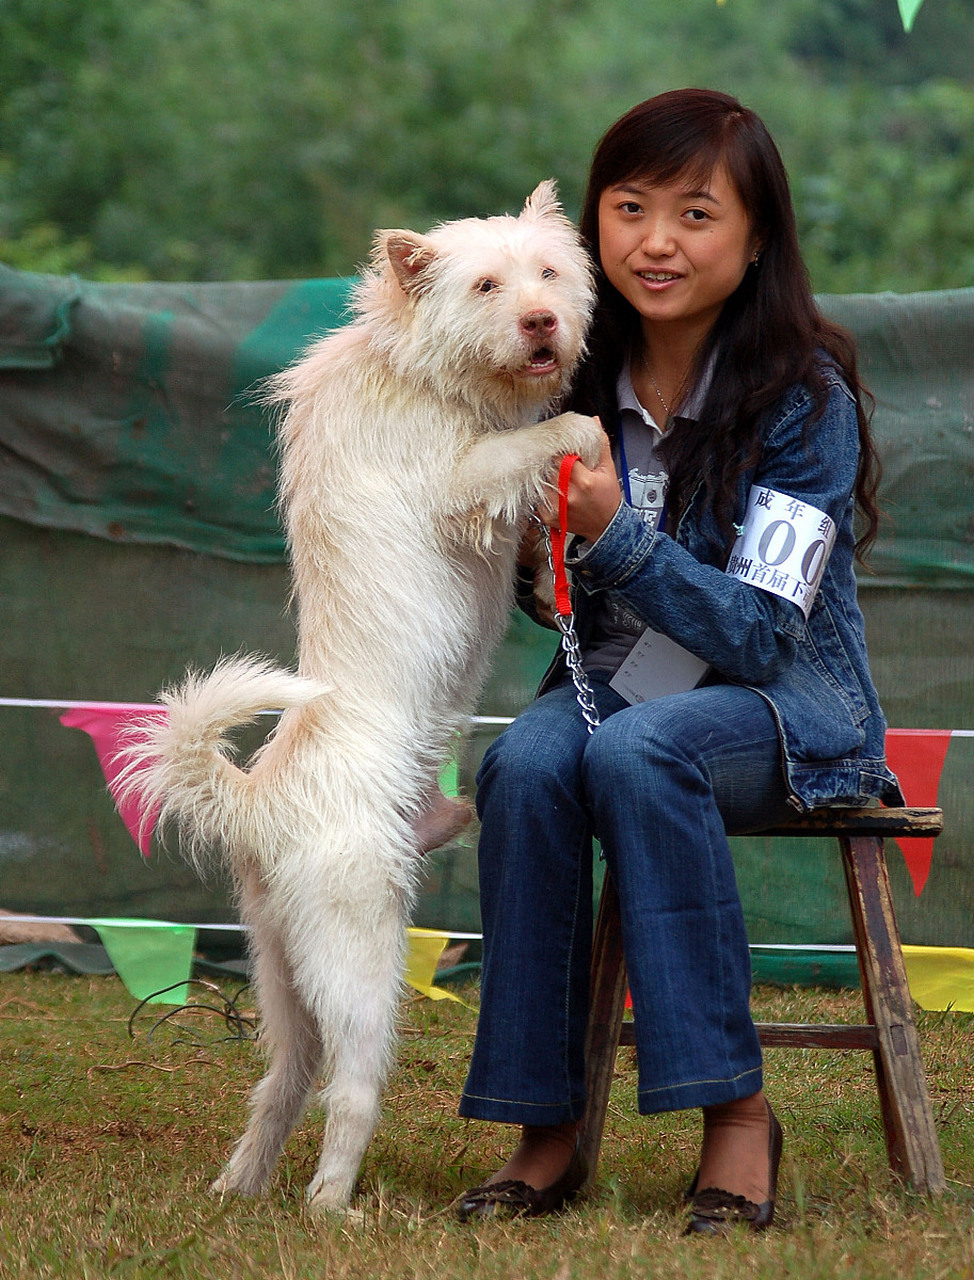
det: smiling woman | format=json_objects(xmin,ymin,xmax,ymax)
[
  {"xmin": 597, "ymin": 167, "xmax": 757, "ymax": 406},
  {"xmin": 455, "ymin": 88, "xmax": 901, "ymax": 1235}
]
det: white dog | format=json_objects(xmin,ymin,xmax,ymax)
[{"xmin": 118, "ymin": 181, "xmax": 604, "ymax": 1211}]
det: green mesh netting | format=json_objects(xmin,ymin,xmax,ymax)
[{"xmin": 1, "ymin": 266, "xmax": 972, "ymax": 971}]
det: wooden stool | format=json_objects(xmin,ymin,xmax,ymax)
[{"xmin": 580, "ymin": 806, "xmax": 946, "ymax": 1195}]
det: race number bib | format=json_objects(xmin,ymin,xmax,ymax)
[{"xmin": 726, "ymin": 486, "xmax": 836, "ymax": 619}]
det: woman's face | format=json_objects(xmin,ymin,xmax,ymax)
[{"xmin": 597, "ymin": 163, "xmax": 758, "ymax": 341}]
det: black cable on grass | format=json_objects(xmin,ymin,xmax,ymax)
[{"xmin": 128, "ymin": 978, "xmax": 258, "ymax": 1045}]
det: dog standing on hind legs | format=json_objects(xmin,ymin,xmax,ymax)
[{"xmin": 116, "ymin": 180, "xmax": 605, "ymax": 1212}]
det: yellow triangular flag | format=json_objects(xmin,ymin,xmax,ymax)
[
  {"xmin": 903, "ymin": 945, "xmax": 974, "ymax": 1013},
  {"xmin": 405, "ymin": 928, "xmax": 472, "ymax": 1005}
]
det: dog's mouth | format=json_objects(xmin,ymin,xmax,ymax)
[{"xmin": 521, "ymin": 346, "xmax": 560, "ymax": 377}]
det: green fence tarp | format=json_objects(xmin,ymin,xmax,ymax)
[
  {"xmin": 0, "ymin": 265, "xmax": 355, "ymax": 562},
  {"xmin": 1, "ymin": 266, "xmax": 972, "ymax": 584},
  {"xmin": 1, "ymin": 266, "xmax": 972, "ymax": 967}
]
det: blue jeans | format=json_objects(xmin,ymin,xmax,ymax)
[{"xmin": 459, "ymin": 676, "xmax": 796, "ymax": 1124}]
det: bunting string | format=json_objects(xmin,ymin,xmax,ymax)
[
  {"xmin": 2, "ymin": 697, "xmax": 971, "ymax": 1010},
  {"xmin": 0, "ymin": 914, "xmax": 479, "ymax": 1008},
  {"xmin": 0, "ymin": 697, "xmax": 515, "ymax": 726}
]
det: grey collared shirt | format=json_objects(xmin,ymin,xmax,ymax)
[{"xmin": 577, "ymin": 358, "xmax": 710, "ymax": 676}]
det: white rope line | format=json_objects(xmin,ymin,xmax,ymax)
[
  {"xmin": 0, "ymin": 914, "xmax": 483, "ymax": 939},
  {"xmin": 750, "ymin": 943, "xmax": 856, "ymax": 952},
  {"xmin": 0, "ymin": 697, "xmax": 515, "ymax": 727},
  {"xmin": 4, "ymin": 698, "xmax": 970, "ymax": 736},
  {"xmin": 3, "ymin": 918, "xmax": 864, "ymax": 951},
  {"xmin": 0, "ymin": 698, "xmax": 161, "ymax": 712}
]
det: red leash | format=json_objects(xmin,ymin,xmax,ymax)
[
  {"xmin": 542, "ymin": 453, "xmax": 600, "ymax": 733},
  {"xmin": 548, "ymin": 452, "xmax": 580, "ymax": 618}
]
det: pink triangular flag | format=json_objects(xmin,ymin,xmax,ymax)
[{"xmin": 60, "ymin": 706, "xmax": 169, "ymax": 856}]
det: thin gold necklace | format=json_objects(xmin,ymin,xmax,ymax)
[
  {"xmin": 646, "ymin": 366, "xmax": 671, "ymax": 418},
  {"xmin": 638, "ymin": 349, "xmax": 682, "ymax": 420}
]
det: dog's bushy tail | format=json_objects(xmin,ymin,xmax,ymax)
[{"xmin": 114, "ymin": 655, "xmax": 329, "ymax": 871}]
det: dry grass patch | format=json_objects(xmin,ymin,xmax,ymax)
[{"xmin": 1, "ymin": 970, "xmax": 972, "ymax": 1279}]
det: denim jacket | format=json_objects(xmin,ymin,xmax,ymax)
[{"xmin": 533, "ymin": 370, "xmax": 903, "ymax": 812}]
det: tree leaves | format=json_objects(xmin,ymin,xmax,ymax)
[{"xmin": 0, "ymin": 0, "xmax": 971, "ymax": 291}]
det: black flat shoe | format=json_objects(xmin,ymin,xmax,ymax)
[
  {"xmin": 455, "ymin": 1136, "xmax": 588, "ymax": 1222},
  {"xmin": 684, "ymin": 1101, "xmax": 783, "ymax": 1235}
]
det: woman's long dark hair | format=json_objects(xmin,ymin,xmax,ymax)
[{"xmin": 568, "ymin": 88, "xmax": 880, "ymax": 561}]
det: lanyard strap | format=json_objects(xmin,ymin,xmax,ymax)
[{"xmin": 617, "ymin": 422, "xmax": 632, "ymax": 506}]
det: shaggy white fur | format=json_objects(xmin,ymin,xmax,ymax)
[{"xmin": 115, "ymin": 181, "xmax": 604, "ymax": 1211}]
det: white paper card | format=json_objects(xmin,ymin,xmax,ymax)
[
  {"xmin": 725, "ymin": 486, "xmax": 836, "ymax": 619},
  {"xmin": 609, "ymin": 628, "xmax": 710, "ymax": 705}
]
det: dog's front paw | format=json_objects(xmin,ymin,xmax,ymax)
[
  {"xmin": 576, "ymin": 415, "xmax": 609, "ymax": 470},
  {"xmin": 549, "ymin": 411, "xmax": 606, "ymax": 470}
]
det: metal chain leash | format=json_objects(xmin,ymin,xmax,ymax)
[{"xmin": 531, "ymin": 514, "xmax": 601, "ymax": 734}]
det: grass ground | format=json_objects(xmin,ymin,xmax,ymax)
[{"xmin": 1, "ymin": 970, "xmax": 972, "ymax": 1279}]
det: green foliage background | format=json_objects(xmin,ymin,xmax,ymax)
[{"xmin": 1, "ymin": 0, "xmax": 972, "ymax": 292}]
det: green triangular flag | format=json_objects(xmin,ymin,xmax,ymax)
[
  {"xmin": 438, "ymin": 754, "xmax": 459, "ymax": 798},
  {"xmin": 897, "ymin": 0, "xmax": 925, "ymax": 32},
  {"xmin": 86, "ymin": 919, "xmax": 196, "ymax": 1005}
]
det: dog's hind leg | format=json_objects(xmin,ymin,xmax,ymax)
[
  {"xmin": 412, "ymin": 787, "xmax": 473, "ymax": 855},
  {"xmin": 211, "ymin": 874, "xmax": 323, "ymax": 1197},
  {"xmin": 302, "ymin": 910, "xmax": 406, "ymax": 1212}
]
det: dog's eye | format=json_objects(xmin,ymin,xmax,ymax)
[
  {"xmin": 541, "ymin": 267, "xmax": 558, "ymax": 280},
  {"xmin": 476, "ymin": 278, "xmax": 499, "ymax": 294}
]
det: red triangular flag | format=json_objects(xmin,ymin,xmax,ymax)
[
  {"xmin": 884, "ymin": 729, "xmax": 952, "ymax": 896},
  {"xmin": 60, "ymin": 706, "xmax": 168, "ymax": 857}
]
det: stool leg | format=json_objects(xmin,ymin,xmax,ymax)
[
  {"xmin": 580, "ymin": 872, "xmax": 628, "ymax": 1185},
  {"xmin": 842, "ymin": 834, "xmax": 945, "ymax": 1194}
]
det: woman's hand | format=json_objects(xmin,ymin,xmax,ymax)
[{"xmin": 536, "ymin": 429, "xmax": 622, "ymax": 544}]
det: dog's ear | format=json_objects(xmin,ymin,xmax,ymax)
[
  {"xmin": 382, "ymin": 232, "xmax": 438, "ymax": 293},
  {"xmin": 522, "ymin": 179, "xmax": 562, "ymax": 221}
]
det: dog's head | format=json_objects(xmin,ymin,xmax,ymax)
[{"xmin": 361, "ymin": 183, "xmax": 596, "ymax": 418}]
